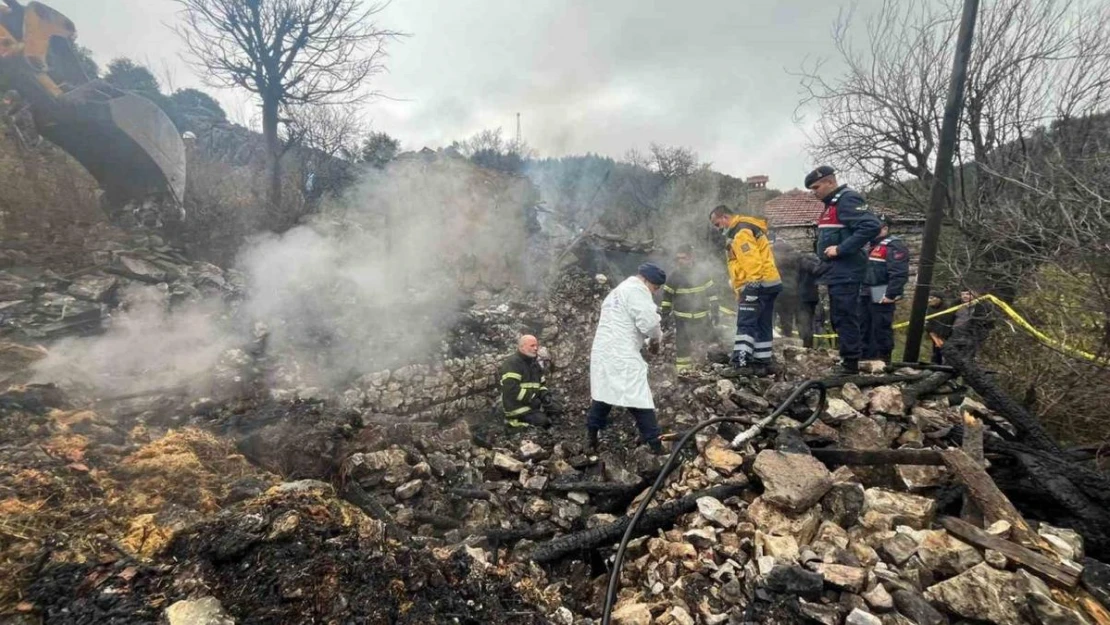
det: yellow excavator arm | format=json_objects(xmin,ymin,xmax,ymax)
[{"xmin": 0, "ymin": 0, "xmax": 187, "ymax": 211}]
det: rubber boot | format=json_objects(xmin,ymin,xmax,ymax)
[
  {"xmin": 831, "ymin": 359, "xmax": 859, "ymax": 375},
  {"xmin": 649, "ymin": 440, "xmax": 666, "ymax": 455}
]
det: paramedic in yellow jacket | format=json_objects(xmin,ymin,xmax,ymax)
[{"xmin": 709, "ymin": 205, "xmax": 782, "ymax": 376}]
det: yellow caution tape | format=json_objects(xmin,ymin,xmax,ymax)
[{"xmin": 812, "ymin": 294, "xmax": 1105, "ymax": 363}]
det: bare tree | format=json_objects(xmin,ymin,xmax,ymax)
[
  {"xmin": 174, "ymin": 0, "xmax": 401, "ymax": 210},
  {"xmin": 283, "ymin": 103, "xmax": 363, "ymax": 198},
  {"xmin": 284, "ymin": 103, "xmax": 363, "ymax": 160}
]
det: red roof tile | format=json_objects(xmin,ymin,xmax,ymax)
[{"xmin": 763, "ymin": 189, "xmax": 825, "ymax": 228}]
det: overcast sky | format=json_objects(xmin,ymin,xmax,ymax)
[{"xmin": 53, "ymin": 0, "xmax": 890, "ymax": 189}]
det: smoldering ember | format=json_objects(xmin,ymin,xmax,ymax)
[{"xmin": 2, "ymin": 1, "xmax": 1110, "ymax": 624}]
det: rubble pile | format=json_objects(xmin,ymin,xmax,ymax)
[
  {"xmin": 0, "ymin": 230, "xmax": 242, "ymax": 345},
  {"xmin": 1, "ymin": 239, "xmax": 1108, "ymax": 623}
]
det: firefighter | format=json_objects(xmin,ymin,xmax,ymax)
[
  {"xmin": 804, "ymin": 166, "xmax": 881, "ymax": 374},
  {"xmin": 708, "ymin": 205, "xmax": 782, "ymax": 376},
  {"xmin": 498, "ymin": 335, "xmax": 561, "ymax": 428},
  {"xmin": 661, "ymin": 244, "xmax": 719, "ymax": 373},
  {"xmin": 860, "ymin": 215, "xmax": 911, "ymax": 363}
]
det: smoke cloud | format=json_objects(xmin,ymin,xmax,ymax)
[{"xmin": 33, "ymin": 155, "xmax": 535, "ymax": 398}]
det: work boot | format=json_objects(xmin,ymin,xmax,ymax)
[
  {"xmin": 732, "ymin": 362, "xmax": 768, "ymax": 377},
  {"xmin": 648, "ymin": 440, "xmax": 667, "ymax": 455},
  {"xmin": 830, "ymin": 359, "xmax": 860, "ymax": 375},
  {"xmin": 520, "ymin": 412, "xmax": 552, "ymax": 428},
  {"xmin": 587, "ymin": 428, "xmax": 600, "ymax": 453}
]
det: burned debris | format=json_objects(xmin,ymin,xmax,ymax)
[{"xmin": 1, "ymin": 230, "xmax": 1107, "ymax": 625}]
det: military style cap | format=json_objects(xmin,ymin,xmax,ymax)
[{"xmin": 804, "ymin": 165, "xmax": 836, "ymax": 188}]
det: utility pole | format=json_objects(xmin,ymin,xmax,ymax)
[
  {"xmin": 902, "ymin": 0, "xmax": 980, "ymax": 363},
  {"xmin": 516, "ymin": 112, "xmax": 522, "ymax": 146}
]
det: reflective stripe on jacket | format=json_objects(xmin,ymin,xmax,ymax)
[
  {"xmin": 498, "ymin": 352, "xmax": 547, "ymax": 418},
  {"xmin": 661, "ymin": 269, "xmax": 719, "ymax": 319},
  {"xmin": 724, "ymin": 215, "xmax": 781, "ymax": 294}
]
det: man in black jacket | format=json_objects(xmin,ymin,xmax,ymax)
[
  {"xmin": 498, "ymin": 335, "xmax": 561, "ymax": 428},
  {"xmin": 797, "ymin": 252, "xmax": 822, "ymax": 349},
  {"xmin": 772, "ymin": 236, "xmax": 802, "ymax": 340},
  {"xmin": 860, "ymin": 216, "xmax": 911, "ymax": 363},
  {"xmin": 926, "ymin": 293, "xmax": 955, "ymax": 364},
  {"xmin": 805, "ymin": 166, "xmax": 882, "ymax": 374}
]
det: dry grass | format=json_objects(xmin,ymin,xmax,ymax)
[
  {"xmin": 0, "ymin": 423, "xmax": 276, "ymax": 610},
  {"xmin": 112, "ymin": 428, "xmax": 271, "ymax": 514}
]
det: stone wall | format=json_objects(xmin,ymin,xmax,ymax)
[{"xmin": 335, "ymin": 272, "xmax": 606, "ymax": 422}]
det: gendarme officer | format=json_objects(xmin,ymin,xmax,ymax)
[{"xmin": 805, "ymin": 166, "xmax": 881, "ymax": 374}]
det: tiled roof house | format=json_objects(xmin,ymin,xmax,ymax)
[{"xmin": 762, "ymin": 189, "xmax": 826, "ymax": 228}]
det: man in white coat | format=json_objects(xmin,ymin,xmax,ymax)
[{"xmin": 587, "ymin": 263, "xmax": 667, "ymax": 454}]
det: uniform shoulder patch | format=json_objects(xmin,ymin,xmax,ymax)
[
  {"xmin": 741, "ymin": 243, "xmax": 751, "ymax": 253},
  {"xmin": 894, "ymin": 251, "xmax": 908, "ymax": 259}
]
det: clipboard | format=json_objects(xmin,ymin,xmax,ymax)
[{"xmin": 870, "ymin": 285, "xmax": 888, "ymax": 303}]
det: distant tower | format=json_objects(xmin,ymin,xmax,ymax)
[{"xmin": 516, "ymin": 112, "xmax": 522, "ymax": 145}]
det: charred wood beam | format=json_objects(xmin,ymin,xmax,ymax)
[
  {"xmin": 942, "ymin": 343, "xmax": 1061, "ymax": 454},
  {"xmin": 531, "ymin": 482, "xmax": 746, "ymax": 564},
  {"xmin": 412, "ymin": 510, "xmax": 462, "ymax": 530},
  {"xmin": 447, "ymin": 488, "xmax": 493, "ymax": 501},
  {"xmin": 941, "ymin": 427, "xmax": 1110, "ymax": 558},
  {"xmin": 941, "ymin": 449, "xmax": 1039, "ymax": 546},
  {"xmin": 940, "ymin": 516, "xmax": 1082, "ymax": 587},
  {"xmin": 968, "ymin": 434, "xmax": 1110, "ymax": 509},
  {"xmin": 810, "ymin": 448, "xmax": 946, "ymax": 466},
  {"xmin": 546, "ymin": 481, "xmax": 647, "ymax": 496},
  {"xmin": 340, "ymin": 482, "xmax": 412, "ymax": 542},
  {"xmin": 1008, "ymin": 450, "xmax": 1110, "ymax": 561},
  {"xmin": 901, "ymin": 371, "xmax": 955, "ymax": 412}
]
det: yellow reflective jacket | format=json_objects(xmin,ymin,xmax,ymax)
[{"xmin": 724, "ymin": 215, "xmax": 782, "ymax": 294}]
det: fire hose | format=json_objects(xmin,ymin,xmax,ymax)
[{"xmin": 601, "ymin": 379, "xmax": 827, "ymax": 625}]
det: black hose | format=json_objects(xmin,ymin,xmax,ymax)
[{"xmin": 600, "ymin": 380, "xmax": 826, "ymax": 625}]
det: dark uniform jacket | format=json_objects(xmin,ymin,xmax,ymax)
[
  {"xmin": 815, "ymin": 186, "xmax": 882, "ymax": 285},
  {"xmin": 773, "ymin": 239, "xmax": 801, "ymax": 300},
  {"xmin": 797, "ymin": 254, "xmax": 822, "ymax": 304},
  {"xmin": 863, "ymin": 235, "xmax": 911, "ymax": 299},
  {"xmin": 926, "ymin": 299, "xmax": 955, "ymax": 341},
  {"xmin": 661, "ymin": 268, "xmax": 719, "ymax": 321},
  {"xmin": 498, "ymin": 352, "xmax": 549, "ymax": 420}
]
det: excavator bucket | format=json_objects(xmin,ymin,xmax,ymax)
[
  {"xmin": 0, "ymin": 0, "xmax": 187, "ymax": 209},
  {"xmin": 39, "ymin": 79, "xmax": 187, "ymax": 205}
]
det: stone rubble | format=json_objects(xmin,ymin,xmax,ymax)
[{"xmin": 1, "ymin": 241, "xmax": 1106, "ymax": 625}]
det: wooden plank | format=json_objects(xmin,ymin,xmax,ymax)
[
  {"xmin": 811, "ymin": 448, "xmax": 945, "ymax": 466},
  {"xmin": 960, "ymin": 413, "xmax": 986, "ymax": 525},
  {"xmin": 941, "ymin": 448, "xmax": 1040, "ymax": 547},
  {"xmin": 940, "ymin": 516, "xmax": 1081, "ymax": 587}
]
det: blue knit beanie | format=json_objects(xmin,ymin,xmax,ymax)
[{"xmin": 638, "ymin": 262, "xmax": 667, "ymax": 286}]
